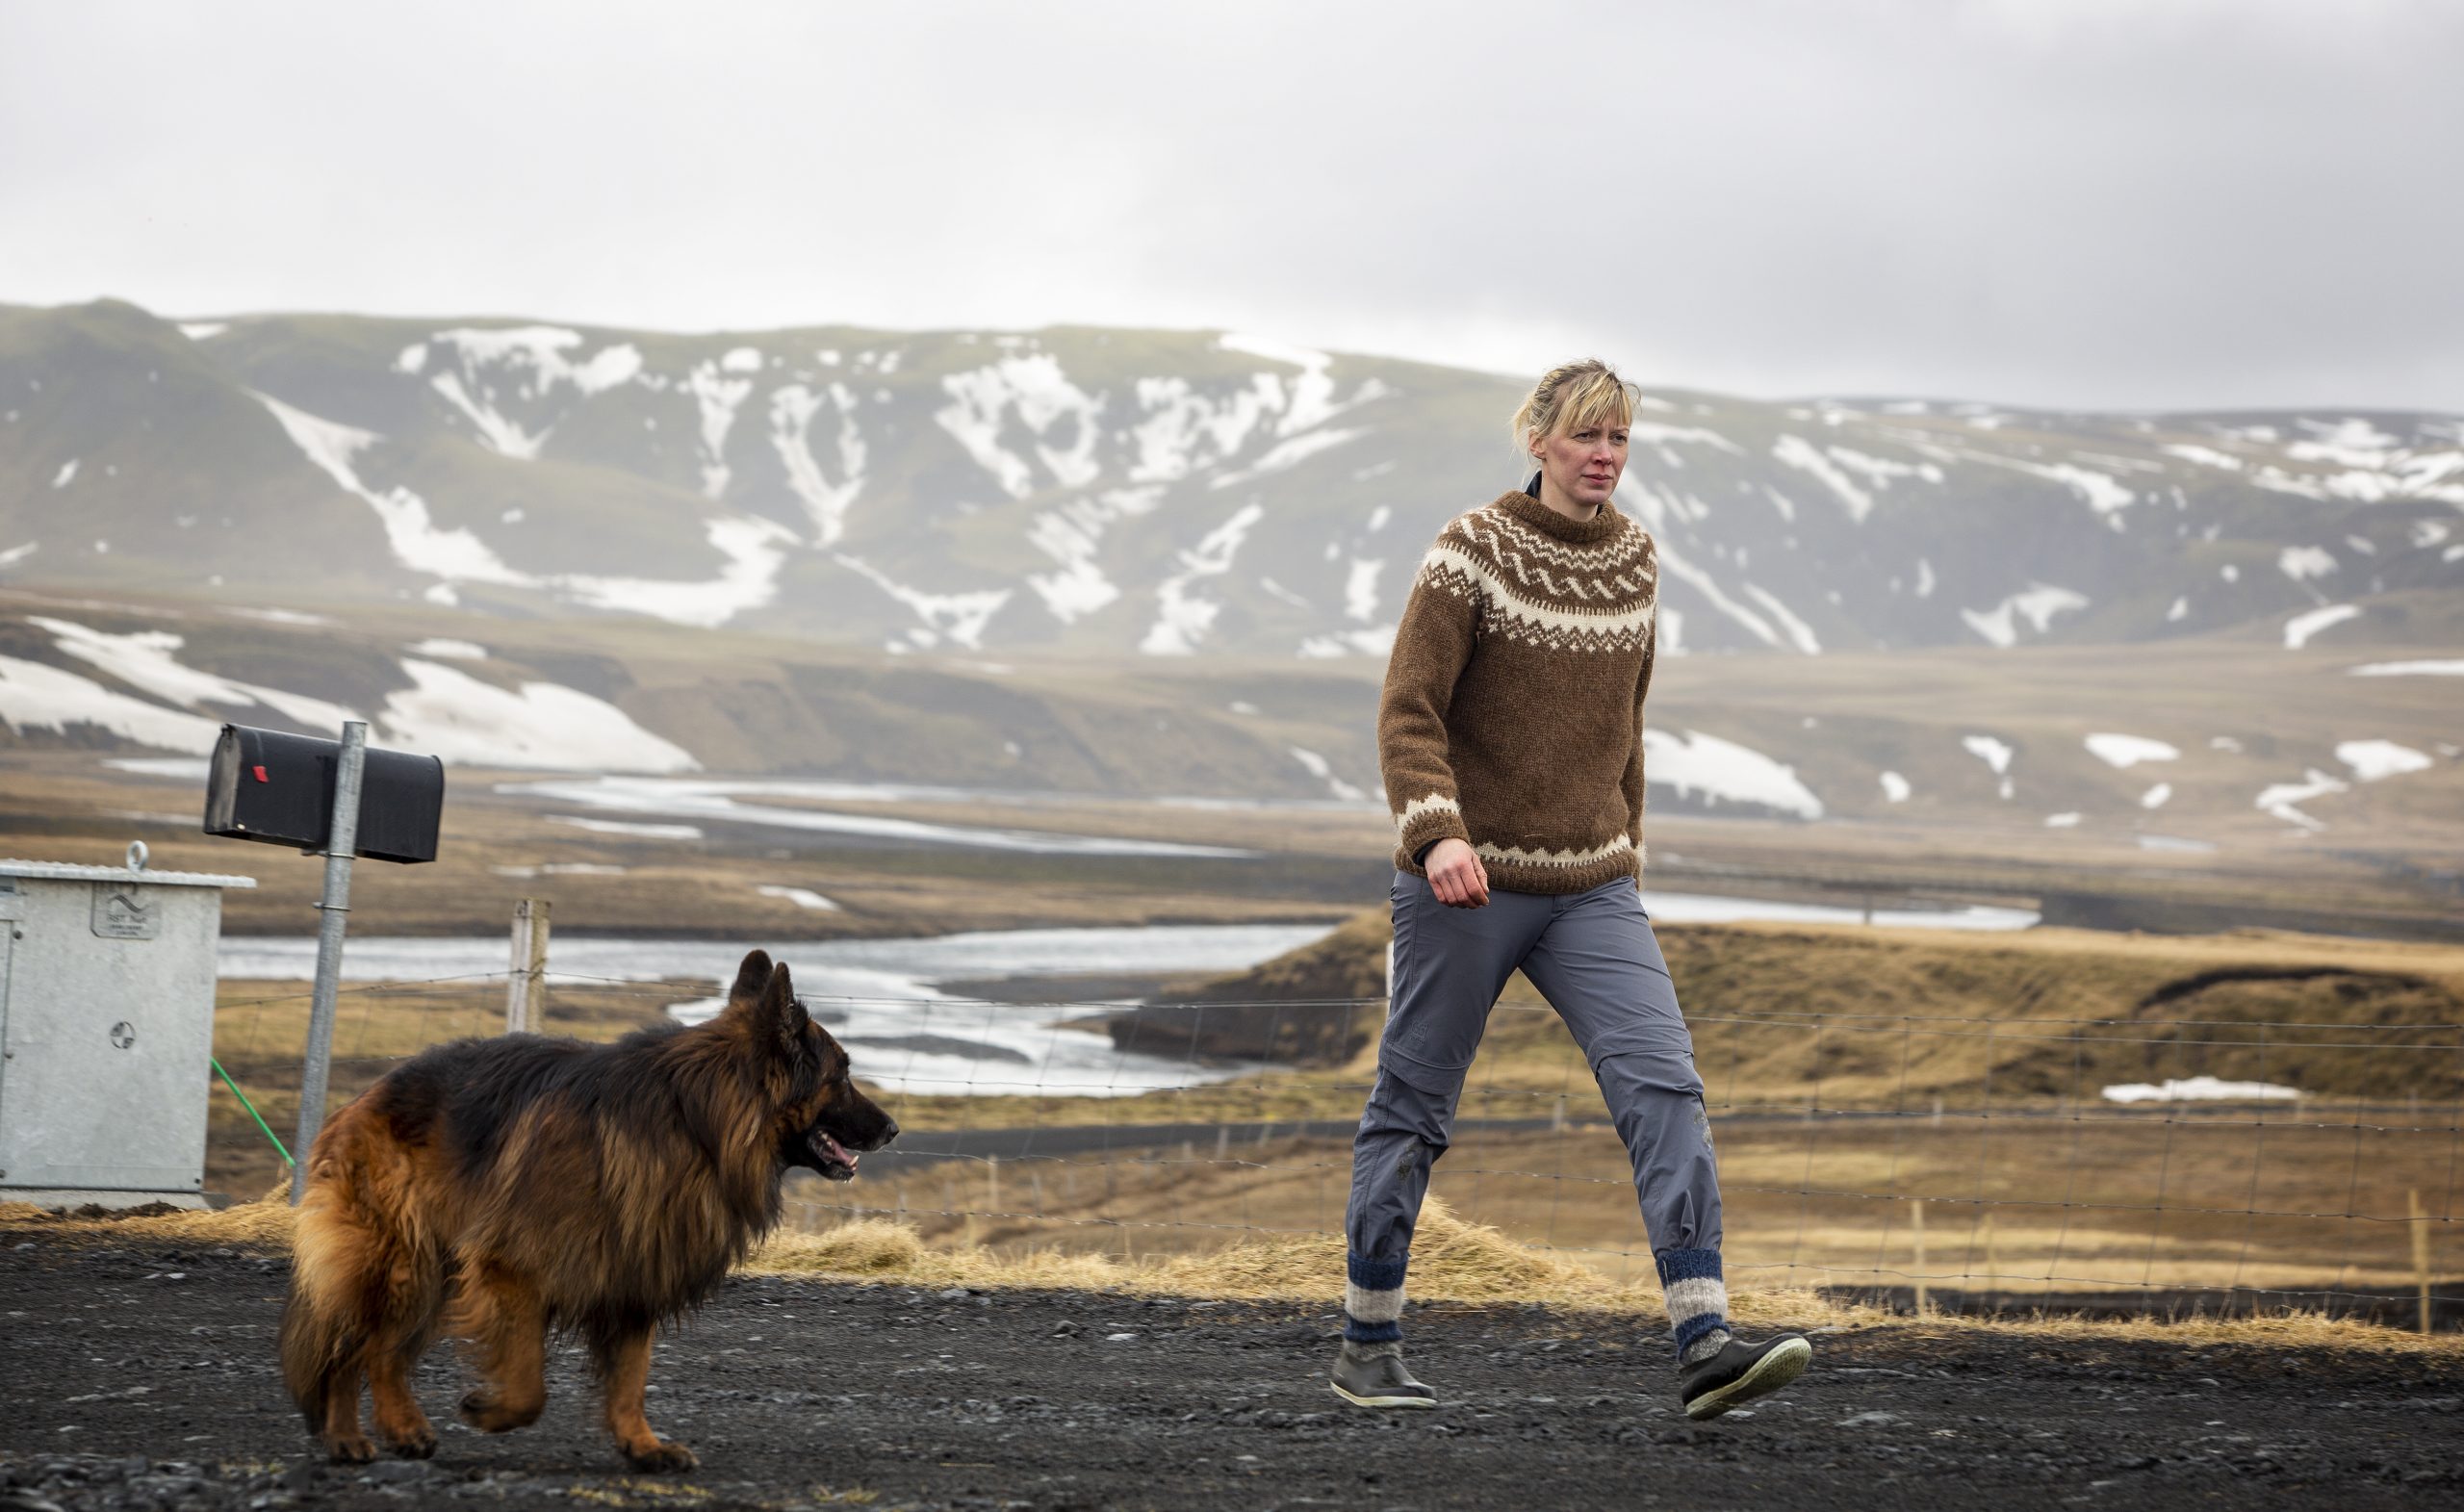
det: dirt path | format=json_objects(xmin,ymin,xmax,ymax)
[{"xmin": 2, "ymin": 1239, "xmax": 2456, "ymax": 1511}]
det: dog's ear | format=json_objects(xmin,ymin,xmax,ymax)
[
  {"xmin": 753, "ymin": 960, "xmax": 809, "ymax": 1055},
  {"xmin": 728, "ymin": 949, "xmax": 775, "ymax": 1004}
]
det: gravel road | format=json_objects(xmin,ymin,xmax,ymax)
[{"xmin": 2, "ymin": 1237, "xmax": 2457, "ymax": 1511}]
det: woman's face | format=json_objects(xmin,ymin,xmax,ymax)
[{"xmin": 1529, "ymin": 411, "xmax": 1630, "ymax": 510}]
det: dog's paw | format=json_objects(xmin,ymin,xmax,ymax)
[
  {"xmin": 622, "ymin": 1439, "xmax": 698, "ymax": 1474},
  {"xmin": 384, "ymin": 1427, "xmax": 437, "ymax": 1460},
  {"xmin": 326, "ymin": 1432, "xmax": 378, "ymax": 1465}
]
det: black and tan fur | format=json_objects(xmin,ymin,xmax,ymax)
[{"xmin": 277, "ymin": 950, "xmax": 896, "ymax": 1469}]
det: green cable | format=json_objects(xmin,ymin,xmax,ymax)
[{"xmin": 211, "ymin": 1057, "xmax": 295, "ymax": 1168}]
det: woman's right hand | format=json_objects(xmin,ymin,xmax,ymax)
[{"xmin": 1424, "ymin": 837, "xmax": 1490, "ymax": 909}]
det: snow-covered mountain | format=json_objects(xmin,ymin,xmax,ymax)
[{"xmin": 3, "ymin": 297, "xmax": 2459, "ymax": 658}]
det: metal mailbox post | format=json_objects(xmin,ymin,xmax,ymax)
[{"xmin": 0, "ymin": 845, "xmax": 256, "ymax": 1210}]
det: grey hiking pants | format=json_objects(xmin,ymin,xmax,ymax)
[{"xmin": 1342, "ymin": 869, "xmax": 1724, "ymax": 1345}]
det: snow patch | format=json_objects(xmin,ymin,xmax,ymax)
[
  {"xmin": 2084, "ymin": 733, "xmax": 2179, "ymax": 769},
  {"xmin": 1770, "ymin": 434, "xmax": 1873, "ymax": 522},
  {"xmin": 937, "ymin": 355, "xmax": 1106, "ymax": 499},
  {"xmin": 685, "ymin": 358, "xmax": 756, "ymax": 497},
  {"xmin": 1878, "ymin": 771, "xmax": 1911, "ymax": 804},
  {"xmin": 51, "ymin": 459, "xmax": 77, "ymax": 488},
  {"xmin": 1343, "ymin": 559, "xmax": 1385, "ymax": 622},
  {"xmin": 757, "ymin": 884, "xmax": 839, "ymax": 911},
  {"xmin": 1742, "ymin": 584, "xmax": 1821, "ymax": 654},
  {"xmin": 1026, "ymin": 485, "xmax": 1161, "ymax": 624},
  {"xmin": 31, "ymin": 616, "xmax": 357, "ymax": 730},
  {"xmin": 258, "ymin": 392, "xmax": 533, "ymax": 586},
  {"xmin": 2283, "ymin": 603, "xmax": 2360, "ymax": 650},
  {"xmin": 2044, "ymin": 811, "xmax": 2082, "ymax": 828},
  {"xmin": 2160, "ymin": 443, "xmax": 2243, "ymax": 471},
  {"xmin": 176, "ymin": 321, "xmax": 228, "ymax": 341},
  {"xmin": 0, "ymin": 654, "xmax": 221, "ymax": 752},
  {"xmin": 2103, "ymin": 1077, "xmax": 2300, "ymax": 1105},
  {"xmin": 1632, "ymin": 423, "xmax": 1744, "ymax": 466},
  {"xmin": 1209, "ymin": 427, "xmax": 1365, "ymax": 489},
  {"xmin": 1961, "ymin": 584, "xmax": 2090, "ymax": 648},
  {"xmin": 2336, "ymin": 739, "xmax": 2431, "ymax": 782},
  {"xmin": 2139, "ymin": 782, "xmax": 2172, "ymax": 809},
  {"xmin": 564, "ymin": 517, "xmax": 798, "ymax": 629},
  {"xmin": 379, "ymin": 658, "xmax": 699, "ymax": 773},
  {"xmin": 1142, "ymin": 503, "xmax": 1264, "ymax": 655},
  {"xmin": 835, "ymin": 554, "xmax": 1013, "ymax": 651},
  {"xmin": 413, "ymin": 327, "xmax": 643, "ymax": 459},
  {"xmin": 2255, "ymin": 768, "xmax": 2348, "ymax": 830},
  {"xmin": 1654, "ymin": 547, "xmax": 1782, "ymax": 649},
  {"xmin": 1642, "ymin": 729, "xmax": 1825, "ymax": 819},
  {"xmin": 769, "ymin": 382, "xmax": 867, "ymax": 545},
  {"xmin": 1996, "ymin": 458, "xmax": 2137, "ymax": 515},
  {"xmin": 2348, "ymin": 659, "xmax": 2464, "ymax": 677},
  {"xmin": 2277, "ymin": 545, "xmax": 2338, "ymax": 585},
  {"xmin": 1217, "ymin": 333, "xmax": 1341, "ymax": 435},
  {"xmin": 1287, "ymin": 746, "xmax": 1368, "ymax": 803},
  {"xmin": 1128, "ymin": 375, "xmax": 1273, "ymax": 482},
  {"xmin": 1963, "ymin": 734, "xmax": 2015, "ymax": 775},
  {"xmin": 408, "ymin": 638, "xmax": 488, "ymax": 660},
  {"xmin": 1296, "ymin": 627, "xmax": 1398, "ymax": 658},
  {"xmin": 549, "ymin": 815, "xmax": 703, "ymax": 839}
]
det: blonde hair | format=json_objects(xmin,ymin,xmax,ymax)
[{"xmin": 1510, "ymin": 359, "xmax": 1640, "ymax": 456}]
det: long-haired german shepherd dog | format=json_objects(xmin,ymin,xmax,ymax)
[{"xmin": 278, "ymin": 949, "xmax": 896, "ymax": 1470}]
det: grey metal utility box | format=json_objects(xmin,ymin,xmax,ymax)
[{"xmin": 0, "ymin": 849, "xmax": 256, "ymax": 1210}]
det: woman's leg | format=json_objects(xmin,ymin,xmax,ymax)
[
  {"xmin": 1519, "ymin": 879, "xmax": 1730, "ymax": 1361},
  {"xmin": 1343, "ymin": 872, "xmax": 1547, "ymax": 1353}
]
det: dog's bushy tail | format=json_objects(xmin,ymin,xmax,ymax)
[{"xmin": 278, "ymin": 1108, "xmax": 443, "ymax": 1435}]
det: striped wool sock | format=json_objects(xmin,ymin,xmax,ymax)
[
  {"xmin": 1656, "ymin": 1246, "xmax": 1732, "ymax": 1363},
  {"xmin": 1344, "ymin": 1253, "xmax": 1407, "ymax": 1345}
]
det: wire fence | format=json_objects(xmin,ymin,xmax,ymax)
[{"xmin": 205, "ymin": 967, "xmax": 2461, "ymax": 1328}]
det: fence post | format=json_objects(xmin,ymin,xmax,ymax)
[
  {"xmin": 1911, "ymin": 1198, "xmax": 1928, "ymax": 1316},
  {"xmin": 2413, "ymin": 1189, "xmax": 2433, "ymax": 1337},
  {"xmin": 290, "ymin": 720, "xmax": 367, "ymax": 1205},
  {"xmin": 505, "ymin": 899, "xmax": 550, "ymax": 1034},
  {"xmin": 1981, "ymin": 1209, "xmax": 1997, "ymax": 1312}
]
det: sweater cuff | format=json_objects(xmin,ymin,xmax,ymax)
[{"xmin": 1393, "ymin": 793, "xmax": 1471, "ymax": 862}]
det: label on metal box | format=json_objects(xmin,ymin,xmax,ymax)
[{"xmin": 91, "ymin": 884, "xmax": 158, "ymax": 940}]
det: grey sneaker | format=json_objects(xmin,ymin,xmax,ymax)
[
  {"xmin": 1329, "ymin": 1340, "xmax": 1437, "ymax": 1409},
  {"xmin": 1679, "ymin": 1333, "xmax": 1812, "ymax": 1421}
]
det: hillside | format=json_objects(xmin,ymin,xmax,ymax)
[{"xmin": 4, "ymin": 297, "xmax": 2458, "ymax": 662}]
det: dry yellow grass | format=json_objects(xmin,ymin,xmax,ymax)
[{"xmin": 9, "ymin": 1192, "xmax": 2452, "ymax": 1357}]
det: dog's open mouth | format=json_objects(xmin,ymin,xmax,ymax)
[{"xmin": 808, "ymin": 1129, "xmax": 859, "ymax": 1181}]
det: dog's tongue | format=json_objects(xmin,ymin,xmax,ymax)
[{"xmin": 815, "ymin": 1131, "xmax": 856, "ymax": 1169}]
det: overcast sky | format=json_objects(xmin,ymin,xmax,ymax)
[{"xmin": 3, "ymin": 0, "xmax": 2458, "ymax": 412}]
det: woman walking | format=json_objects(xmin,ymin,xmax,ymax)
[{"xmin": 1331, "ymin": 359, "xmax": 1810, "ymax": 1420}]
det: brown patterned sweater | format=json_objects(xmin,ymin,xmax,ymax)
[{"xmin": 1378, "ymin": 488, "xmax": 1659, "ymax": 894}]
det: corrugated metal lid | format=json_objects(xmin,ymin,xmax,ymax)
[{"xmin": 0, "ymin": 859, "xmax": 257, "ymax": 889}]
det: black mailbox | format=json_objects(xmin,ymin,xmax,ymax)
[{"xmin": 204, "ymin": 725, "xmax": 444, "ymax": 864}]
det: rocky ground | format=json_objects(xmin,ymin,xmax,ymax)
[{"xmin": 1, "ymin": 1239, "xmax": 2458, "ymax": 1511}]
